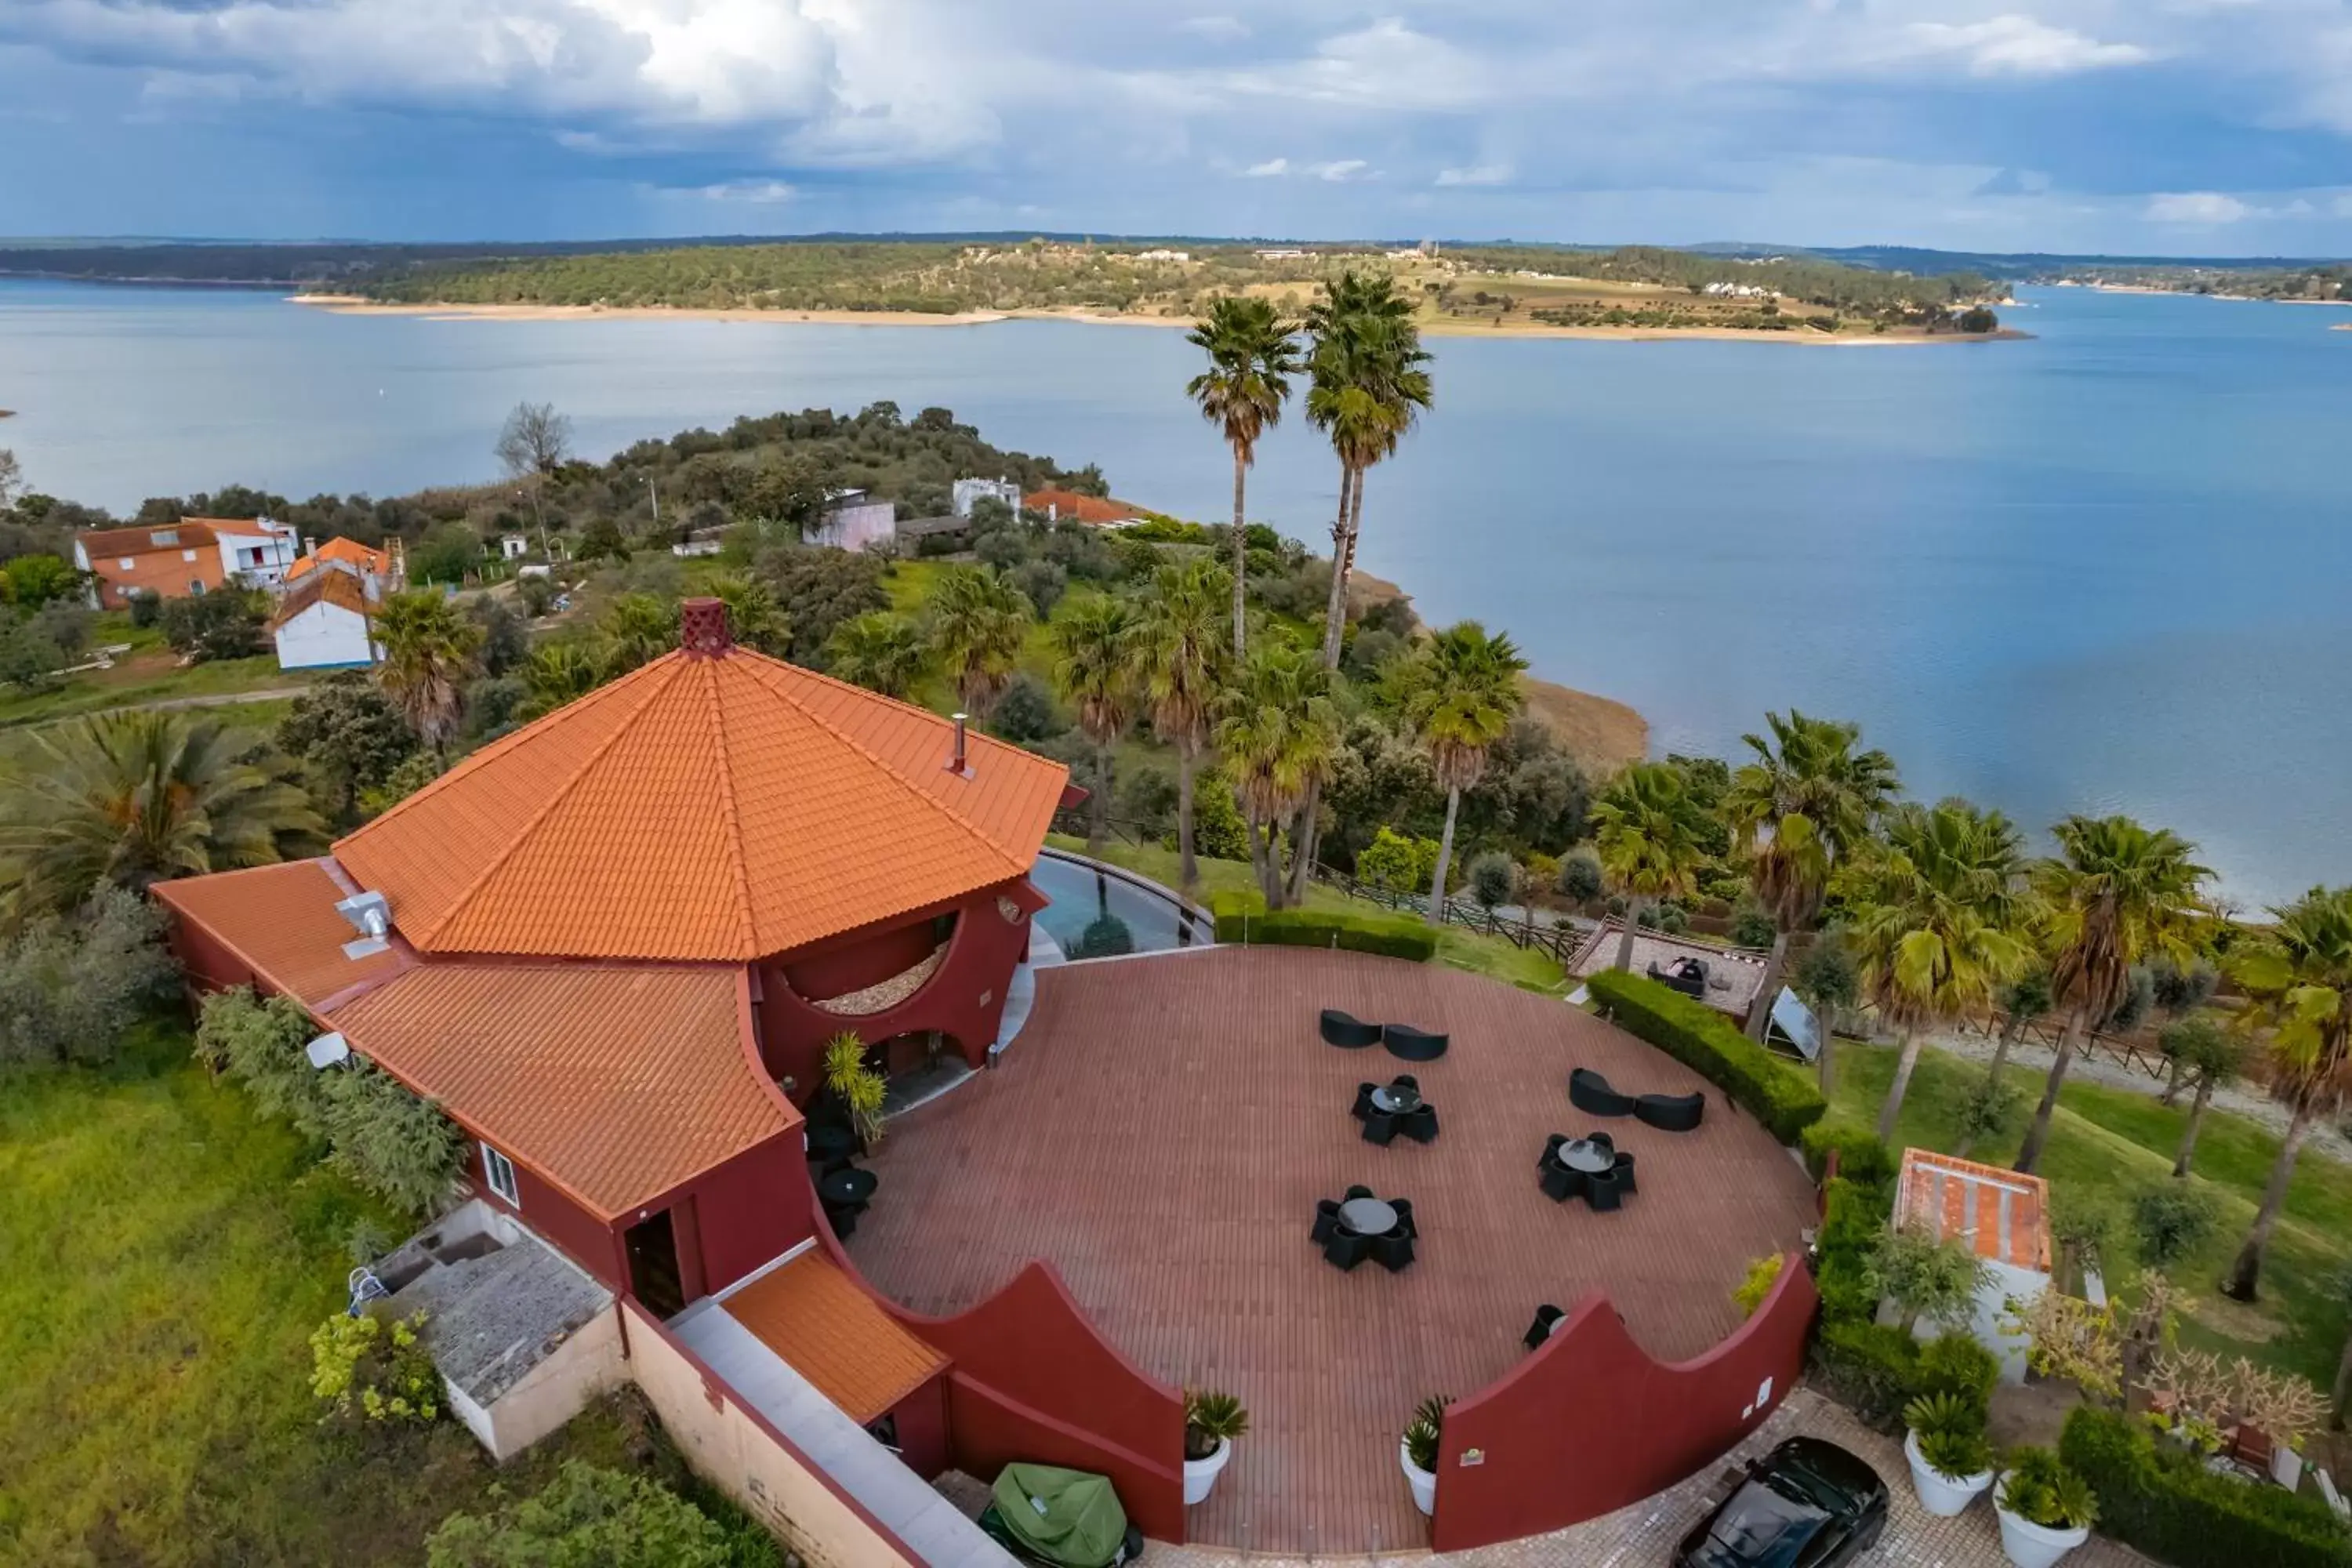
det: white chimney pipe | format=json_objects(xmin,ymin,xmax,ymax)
[{"xmin": 948, "ymin": 713, "xmax": 971, "ymax": 777}]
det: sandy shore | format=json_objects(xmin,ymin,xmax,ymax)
[{"xmin": 288, "ymin": 294, "xmax": 2020, "ymax": 346}]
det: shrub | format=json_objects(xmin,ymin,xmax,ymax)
[
  {"xmin": 1812, "ymin": 1318, "xmax": 1921, "ymax": 1422},
  {"xmin": 158, "ymin": 589, "xmax": 267, "ymax": 662},
  {"xmin": 1904, "ymin": 1392, "xmax": 1993, "ymax": 1479},
  {"xmin": 1584, "ymin": 968, "xmax": 1828, "ymax": 1142},
  {"xmin": 1998, "ymin": 1446, "xmax": 2097, "ymax": 1531},
  {"xmin": 1798, "ymin": 1120, "xmax": 1894, "ymax": 1187},
  {"xmin": 2061, "ymin": 1406, "xmax": 2352, "ymax": 1568},
  {"xmin": 1732, "ymin": 1253, "xmax": 1785, "ymax": 1316},
  {"xmin": 1183, "ymin": 774, "xmax": 1251, "ymax": 862},
  {"xmin": 310, "ymin": 1309, "xmax": 440, "ymax": 1425},
  {"xmin": 1915, "ymin": 1331, "xmax": 2000, "ymax": 1413},
  {"xmin": 426, "ymin": 1460, "xmax": 780, "ymax": 1568},
  {"xmin": 1872, "ymin": 1221, "xmax": 1991, "ymax": 1334},
  {"xmin": 0, "ymin": 886, "xmax": 178, "ymax": 1067},
  {"xmin": 1356, "ymin": 826, "xmax": 1440, "ymax": 896},
  {"xmin": 1556, "ymin": 849, "xmax": 1603, "ymax": 904},
  {"xmin": 1467, "ymin": 851, "xmax": 1518, "ymax": 910},
  {"xmin": 1208, "ymin": 891, "xmax": 1437, "ymax": 962},
  {"xmin": 1813, "ymin": 1176, "xmax": 1887, "ymax": 1323},
  {"xmin": 320, "ymin": 1065, "xmax": 467, "ymax": 1218},
  {"xmin": 127, "ymin": 589, "xmax": 163, "ymax": 629},
  {"xmin": 2131, "ymin": 1183, "xmax": 2219, "ymax": 1267},
  {"xmin": 988, "ymin": 672, "xmax": 1061, "ymax": 743},
  {"xmin": 1730, "ymin": 902, "xmax": 1779, "ymax": 949},
  {"xmin": 1402, "ymin": 1396, "xmax": 1449, "ymax": 1473}
]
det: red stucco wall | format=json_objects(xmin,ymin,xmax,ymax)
[
  {"xmin": 887, "ymin": 1375, "xmax": 951, "ymax": 1479},
  {"xmin": 1428, "ymin": 1257, "xmax": 1820, "ymax": 1552},
  {"xmin": 467, "ymin": 1131, "xmax": 626, "ymax": 1289},
  {"xmin": 784, "ymin": 916, "xmax": 948, "ymax": 1002},
  {"xmin": 755, "ymin": 877, "xmax": 1045, "ymax": 1100},
  {"xmin": 672, "ymin": 1138, "xmax": 817, "ymax": 1298}
]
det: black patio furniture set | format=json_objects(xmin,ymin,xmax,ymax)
[
  {"xmin": 1309, "ymin": 1184, "xmax": 1417, "ymax": 1272},
  {"xmin": 1352, "ymin": 1076, "xmax": 1439, "ymax": 1145},
  {"xmin": 808, "ymin": 1121, "xmax": 881, "ymax": 1238},
  {"xmin": 1568, "ymin": 1066, "xmax": 1705, "ymax": 1133},
  {"xmin": 1537, "ymin": 1132, "xmax": 1638, "ymax": 1210},
  {"xmin": 1320, "ymin": 1009, "xmax": 1449, "ymax": 1062},
  {"xmin": 1646, "ymin": 954, "xmax": 1711, "ymax": 1000}
]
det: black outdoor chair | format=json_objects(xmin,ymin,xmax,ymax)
[
  {"xmin": 1323, "ymin": 1231, "xmax": 1372, "ymax": 1271},
  {"xmin": 1393, "ymin": 1073, "xmax": 1419, "ymax": 1090},
  {"xmin": 1383, "ymin": 1024, "xmax": 1449, "ymax": 1062},
  {"xmin": 1523, "ymin": 1303, "xmax": 1566, "ymax": 1349},
  {"xmin": 1635, "ymin": 1091, "xmax": 1706, "ymax": 1133},
  {"xmin": 1585, "ymin": 1167, "xmax": 1624, "ymax": 1213},
  {"xmin": 1320, "ymin": 1009, "xmax": 1385, "ymax": 1048},
  {"xmin": 1646, "ymin": 957, "xmax": 1709, "ymax": 1000},
  {"xmin": 806, "ymin": 1123, "xmax": 862, "ymax": 1166},
  {"xmin": 1373, "ymin": 1231, "xmax": 1416, "ymax": 1272},
  {"xmin": 1611, "ymin": 1150, "xmax": 1638, "ymax": 1195},
  {"xmin": 1390, "ymin": 1199, "xmax": 1417, "ymax": 1238},
  {"xmin": 1311, "ymin": 1199, "xmax": 1341, "ymax": 1245},
  {"xmin": 1400, "ymin": 1105, "xmax": 1439, "ymax": 1143},
  {"xmin": 1539, "ymin": 1163, "xmax": 1583, "ymax": 1203},
  {"xmin": 1345, "ymin": 1183, "xmax": 1374, "ymax": 1200},
  {"xmin": 1569, "ymin": 1067, "xmax": 1637, "ymax": 1118},
  {"xmin": 825, "ymin": 1203, "xmax": 858, "ymax": 1240},
  {"xmin": 1539, "ymin": 1132, "xmax": 1569, "ymax": 1170},
  {"xmin": 1352, "ymin": 1082, "xmax": 1378, "ymax": 1120},
  {"xmin": 1589, "ymin": 1130, "xmax": 1615, "ymax": 1155},
  {"xmin": 1362, "ymin": 1112, "xmax": 1398, "ymax": 1146}
]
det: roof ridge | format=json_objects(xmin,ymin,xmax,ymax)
[
  {"xmin": 408, "ymin": 657, "xmax": 691, "ymax": 946},
  {"xmin": 725, "ymin": 652, "xmax": 1025, "ymax": 875},
  {"xmin": 700, "ymin": 658, "xmax": 759, "ymax": 960}
]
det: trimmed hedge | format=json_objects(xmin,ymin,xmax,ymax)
[
  {"xmin": 1209, "ymin": 891, "xmax": 1437, "ymax": 963},
  {"xmin": 1584, "ymin": 968, "xmax": 1828, "ymax": 1143},
  {"xmin": 1801, "ymin": 1120, "xmax": 1896, "ymax": 1188},
  {"xmin": 2060, "ymin": 1406, "xmax": 2352, "ymax": 1568}
]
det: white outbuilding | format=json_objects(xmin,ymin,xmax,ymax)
[
  {"xmin": 269, "ymin": 570, "xmax": 381, "ymax": 670},
  {"xmin": 1890, "ymin": 1147, "xmax": 2053, "ymax": 1385}
]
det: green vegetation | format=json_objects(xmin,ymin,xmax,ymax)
[
  {"xmin": 1584, "ymin": 968, "xmax": 1828, "ymax": 1142},
  {"xmin": 1209, "ymin": 887, "xmax": 1437, "ymax": 961},
  {"xmin": 2060, "ymin": 1406, "xmax": 2352, "ymax": 1568},
  {"xmin": 427, "ymin": 1461, "xmax": 784, "ymax": 1568}
]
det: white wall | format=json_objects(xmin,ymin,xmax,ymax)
[
  {"xmin": 274, "ymin": 601, "xmax": 376, "ymax": 670},
  {"xmin": 808, "ymin": 501, "xmax": 897, "ymax": 553}
]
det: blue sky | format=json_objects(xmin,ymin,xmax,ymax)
[{"xmin": 4, "ymin": 2, "xmax": 2351, "ymax": 253}]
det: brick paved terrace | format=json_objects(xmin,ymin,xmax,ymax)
[{"xmin": 843, "ymin": 945, "xmax": 1820, "ymax": 1554}]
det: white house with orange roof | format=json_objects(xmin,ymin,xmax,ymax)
[
  {"xmin": 71, "ymin": 516, "xmax": 300, "ymax": 608},
  {"xmin": 1892, "ymin": 1147, "xmax": 2053, "ymax": 1383}
]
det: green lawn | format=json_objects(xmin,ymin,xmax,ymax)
[
  {"xmin": 0, "ymin": 1025, "xmax": 746, "ymax": 1566},
  {"xmin": 1828, "ymin": 1037, "xmax": 2352, "ymax": 1387},
  {"xmin": 0, "ymin": 654, "xmax": 307, "ymax": 728}
]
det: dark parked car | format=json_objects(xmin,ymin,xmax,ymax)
[{"xmin": 1673, "ymin": 1437, "xmax": 1887, "ymax": 1568}]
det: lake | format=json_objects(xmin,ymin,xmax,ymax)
[{"xmin": 2, "ymin": 278, "xmax": 2345, "ymax": 906}]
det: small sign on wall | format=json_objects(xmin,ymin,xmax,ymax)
[
  {"xmin": 1458, "ymin": 1447, "xmax": 1485, "ymax": 1467},
  {"xmin": 1741, "ymin": 1375, "xmax": 1776, "ymax": 1419}
]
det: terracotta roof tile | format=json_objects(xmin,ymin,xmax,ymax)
[
  {"xmin": 151, "ymin": 858, "xmax": 405, "ymax": 1008},
  {"xmin": 332, "ymin": 645, "xmax": 1067, "ymax": 962},
  {"xmin": 1022, "ymin": 488, "xmax": 1143, "ymax": 525},
  {"xmin": 1896, "ymin": 1148, "xmax": 2050, "ymax": 1272},
  {"xmin": 721, "ymin": 1253, "xmax": 946, "ymax": 1422},
  {"xmin": 200, "ymin": 517, "xmax": 282, "ymax": 539},
  {"xmin": 286, "ymin": 538, "xmax": 390, "ymax": 582},
  {"xmin": 76, "ymin": 521, "xmax": 223, "ymax": 557},
  {"xmin": 326, "ymin": 960, "xmax": 795, "ymax": 1220},
  {"xmin": 267, "ymin": 569, "xmax": 371, "ymax": 630}
]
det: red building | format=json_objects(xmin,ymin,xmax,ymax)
[{"xmin": 154, "ymin": 599, "xmax": 1069, "ymax": 1322}]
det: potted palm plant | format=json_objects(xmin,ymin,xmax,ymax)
[
  {"xmin": 1993, "ymin": 1446, "xmax": 2096, "ymax": 1568},
  {"xmin": 1181, "ymin": 1389, "xmax": 1247, "ymax": 1504},
  {"xmin": 822, "ymin": 1032, "xmax": 887, "ymax": 1149},
  {"xmin": 1399, "ymin": 1395, "xmax": 1448, "ymax": 1516},
  {"xmin": 1901, "ymin": 1392, "xmax": 1995, "ymax": 1515}
]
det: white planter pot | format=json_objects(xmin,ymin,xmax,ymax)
[
  {"xmin": 1182, "ymin": 1437, "xmax": 1232, "ymax": 1505},
  {"xmin": 1994, "ymin": 1485, "xmax": 2090, "ymax": 1568},
  {"xmin": 2272, "ymin": 1444, "xmax": 2305, "ymax": 1493},
  {"xmin": 1400, "ymin": 1441, "xmax": 1437, "ymax": 1516},
  {"xmin": 1905, "ymin": 1429, "xmax": 1994, "ymax": 1517}
]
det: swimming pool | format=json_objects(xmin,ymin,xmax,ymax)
[{"xmin": 1028, "ymin": 851, "xmax": 1210, "ymax": 957}]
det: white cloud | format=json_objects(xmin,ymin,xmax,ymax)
[
  {"xmin": 1177, "ymin": 16, "xmax": 1247, "ymax": 42},
  {"xmin": 1241, "ymin": 157, "xmax": 1288, "ymax": 177},
  {"xmin": 688, "ymin": 178, "xmax": 796, "ymax": 202},
  {"xmin": 1436, "ymin": 163, "xmax": 1512, "ymax": 187},
  {"xmin": 2144, "ymin": 190, "xmax": 2253, "ymax": 223},
  {"xmin": 1901, "ymin": 15, "xmax": 2153, "ymax": 78},
  {"xmin": 1308, "ymin": 158, "xmax": 1370, "ymax": 182}
]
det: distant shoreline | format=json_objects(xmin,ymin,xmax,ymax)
[
  {"xmin": 2085, "ymin": 281, "xmax": 2352, "ymax": 307},
  {"xmin": 288, "ymin": 294, "xmax": 2022, "ymax": 347}
]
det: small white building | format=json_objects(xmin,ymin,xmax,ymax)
[
  {"xmin": 268, "ymin": 570, "xmax": 380, "ymax": 670},
  {"xmin": 500, "ymin": 534, "xmax": 531, "ymax": 561},
  {"xmin": 807, "ymin": 488, "xmax": 898, "ymax": 552},
  {"xmin": 951, "ymin": 477, "xmax": 1023, "ymax": 518},
  {"xmin": 1891, "ymin": 1148, "xmax": 2053, "ymax": 1385}
]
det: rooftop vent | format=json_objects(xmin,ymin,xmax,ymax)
[
  {"xmin": 334, "ymin": 890, "xmax": 394, "ymax": 960},
  {"xmin": 681, "ymin": 597, "xmax": 732, "ymax": 657},
  {"xmin": 946, "ymin": 712, "xmax": 972, "ymax": 779}
]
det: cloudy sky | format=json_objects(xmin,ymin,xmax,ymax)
[{"xmin": 4, "ymin": 1, "xmax": 2350, "ymax": 253}]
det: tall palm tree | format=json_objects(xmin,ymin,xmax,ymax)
[
  {"xmin": 1216, "ymin": 640, "xmax": 1342, "ymax": 905},
  {"xmin": 1403, "ymin": 622, "xmax": 1528, "ymax": 927},
  {"xmin": 1050, "ymin": 594, "xmax": 1138, "ymax": 855},
  {"xmin": 824, "ymin": 611, "xmax": 929, "ymax": 699},
  {"xmin": 2013, "ymin": 815, "xmax": 2209, "ymax": 1173},
  {"xmin": 1305, "ymin": 273, "xmax": 1432, "ymax": 670},
  {"xmin": 1724, "ymin": 711, "xmax": 1899, "ymax": 1043},
  {"xmin": 0, "ymin": 711, "xmax": 325, "ymax": 920},
  {"xmin": 1590, "ymin": 762, "xmax": 1710, "ymax": 971},
  {"xmin": 925, "ymin": 566, "xmax": 1033, "ymax": 718},
  {"xmin": 1848, "ymin": 800, "xmax": 2034, "ymax": 1143},
  {"xmin": 517, "ymin": 638, "xmax": 607, "ymax": 720},
  {"xmin": 1185, "ymin": 296, "xmax": 1301, "ymax": 657},
  {"xmin": 2221, "ymin": 886, "xmax": 2352, "ymax": 1301},
  {"xmin": 372, "ymin": 589, "xmax": 484, "ymax": 756},
  {"xmin": 1131, "ymin": 557, "xmax": 1229, "ymax": 894}
]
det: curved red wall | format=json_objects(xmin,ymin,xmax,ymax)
[{"xmin": 1429, "ymin": 1255, "xmax": 1819, "ymax": 1552}]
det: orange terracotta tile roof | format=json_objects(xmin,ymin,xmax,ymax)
[
  {"xmin": 332, "ymin": 643, "xmax": 1069, "ymax": 962},
  {"xmin": 151, "ymin": 858, "xmax": 405, "ymax": 1009},
  {"xmin": 326, "ymin": 960, "xmax": 796, "ymax": 1220},
  {"xmin": 285, "ymin": 537, "xmax": 390, "ymax": 582},
  {"xmin": 722, "ymin": 1252, "xmax": 946, "ymax": 1422},
  {"xmin": 78, "ymin": 521, "xmax": 225, "ymax": 557},
  {"xmin": 1022, "ymin": 488, "xmax": 1144, "ymax": 525},
  {"xmin": 267, "ymin": 568, "xmax": 372, "ymax": 630},
  {"xmin": 1896, "ymin": 1148, "xmax": 2051, "ymax": 1272},
  {"xmin": 201, "ymin": 517, "xmax": 283, "ymax": 539}
]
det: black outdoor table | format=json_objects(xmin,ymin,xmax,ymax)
[
  {"xmin": 1338, "ymin": 1196, "xmax": 1399, "ymax": 1236},
  {"xmin": 1558, "ymin": 1138, "xmax": 1615, "ymax": 1174},
  {"xmin": 1370, "ymin": 1083, "xmax": 1421, "ymax": 1115},
  {"xmin": 820, "ymin": 1167, "xmax": 878, "ymax": 1208}
]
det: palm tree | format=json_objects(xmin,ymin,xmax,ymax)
[
  {"xmin": 598, "ymin": 592, "xmax": 679, "ymax": 677},
  {"xmin": 517, "ymin": 639, "xmax": 607, "ymax": 720},
  {"xmin": 1050, "ymin": 595, "xmax": 1138, "ymax": 855},
  {"xmin": 710, "ymin": 572, "xmax": 790, "ymax": 657},
  {"xmin": 0, "ymin": 711, "xmax": 325, "ymax": 920},
  {"xmin": 372, "ymin": 589, "xmax": 484, "ymax": 756},
  {"xmin": 1723, "ymin": 711, "xmax": 1900, "ymax": 1043},
  {"xmin": 1131, "ymin": 557, "xmax": 1229, "ymax": 894},
  {"xmin": 1216, "ymin": 640, "xmax": 1341, "ymax": 904},
  {"xmin": 1847, "ymin": 800, "xmax": 2034, "ymax": 1143},
  {"xmin": 2162, "ymin": 1016, "xmax": 2245, "ymax": 1180},
  {"xmin": 1590, "ymin": 763, "xmax": 1710, "ymax": 971},
  {"xmin": 1305, "ymin": 273, "xmax": 1432, "ymax": 670},
  {"xmin": 1185, "ymin": 296, "xmax": 1301, "ymax": 657},
  {"xmin": 926, "ymin": 566, "xmax": 1033, "ymax": 717},
  {"xmin": 2013, "ymin": 816, "xmax": 2209, "ymax": 1173},
  {"xmin": 1403, "ymin": 622, "xmax": 1528, "ymax": 927},
  {"xmin": 2221, "ymin": 886, "xmax": 2352, "ymax": 1301},
  {"xmin": 824, "ymin": 611, "xmax": 929, "ymax": 699}
]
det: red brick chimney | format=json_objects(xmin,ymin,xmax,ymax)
[{"xmin": 681, "ymin": 597, "xmax": 731, "ymax": 657}]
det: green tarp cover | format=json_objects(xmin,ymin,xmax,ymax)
[{"xmin": 988, "ymin": 1464, "xmax": 1127, "ymax": 1568}]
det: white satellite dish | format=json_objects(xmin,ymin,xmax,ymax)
[{"xmin": 305, "ymin": 1032, "xmax": 351, "ymax": 1070}]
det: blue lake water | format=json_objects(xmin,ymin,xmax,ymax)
[{"xmin": 2, "ymin": 279, "xmax": 2345, "ymax": 906}]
